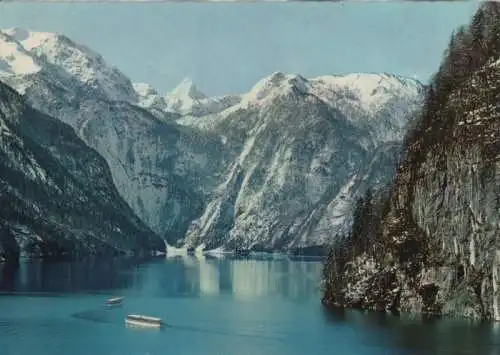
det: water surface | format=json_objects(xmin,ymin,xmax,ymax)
[{"xmin": 0, "ymin": 255, "xmax": 498, "ymax": 355}]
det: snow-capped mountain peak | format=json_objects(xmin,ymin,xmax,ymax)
[
  {"xmin": 132, "ymin": 82, "xmax": 170, "ymax": 117},
  {"xmin": 310, "ymin": 72, "xmax": 424, "ymax": 111},
  {"xmin": 233, "ymin": 71, "xmax": 424, "ymax": 123},
  {"xmin": 242, "ymin": 71, "xmax": 308, "ymax": 104},
  {"xmin": 135, "ymin": 77, "xmax": 241, "ymax": 118},
  {"xmin": 133, "ymin": 82, "xmax": 159, "ymax": 97},
  {"xmin": 164, "ymin": 77, "xmax": 217, "ymax": 115},
  {"xmin": 0, "ymin": 30, "xmax": 42, "ymax": 77},
  {"xmin": 3, "ymin": 27, "xmax": 58, "ymax": 51},
  {"xmin": 167, "ymin": 77, "xmax": 206, "ymax": 101},
  {"xmin": 0, "ymin": 28, "xmax": 426, "ymax": 254},
  {"xmin": 1, "ymin": 27, "xmax": 138, "ymax": 102}
]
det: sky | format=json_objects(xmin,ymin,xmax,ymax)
[{"xmin": 0, "ymin": 2, "xmax": 480, "ymax": 96}]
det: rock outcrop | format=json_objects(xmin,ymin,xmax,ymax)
[
  {"xmin": 0, "ymin": 81, "xmax": 164, "ymax": 262},
  {"xmin": 0, "ymin": 28, "xmax": 424, "ymax": 252},
  {"xmin": 322, "ymin": 2, "xmax": 500, "ymax": 321}
]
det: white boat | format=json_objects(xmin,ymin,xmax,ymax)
[
  {"xmin": 125, "ymin": 314, "xmax": 162, "ymax": 328},
  {"xmin": 106, "ymin": 296, "xmax": 124, "ymax": 306}
]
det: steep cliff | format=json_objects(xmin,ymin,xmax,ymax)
[
  {"xmin": 0, "ymin": 28, "xmax": 424, "ymax": 252},
  {"xmin": 322, "ymin": 2, "xmax": 500, "ymax": 321},
  {"xmin": 0, "ymin": 28, "xmax": 227, "ymax": 240},
  {"xmin": 180, "ymin": 73, "xmax": 420, "ymax": 251},
  {"xmin": 0, "ymin": 81, "xmax": 164, "ymax": 262}
]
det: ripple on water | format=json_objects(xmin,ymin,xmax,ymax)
[{"xmin": 0, "ymin": 257, "xmax": 499, "ymax": 355}]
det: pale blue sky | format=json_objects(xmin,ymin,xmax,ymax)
[{"xmin": 0, "ymin": 2, "xmax": 480, "ymax": 96}]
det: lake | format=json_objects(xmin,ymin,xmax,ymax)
[{"xmin": 0, "ymin": 255, "xmax": 499, "ymax": 355}]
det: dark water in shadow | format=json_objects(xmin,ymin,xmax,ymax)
[
  {"xmin": 323, "ymin": 306, "xmax": 500, "ymax": 355},
  {"xmin": 0, "ymin": 254, "xmax": 498, "ymax": 355},
  {"xmin": 0, "ymin": 257, "xmax": 146, "ymax": 293}
]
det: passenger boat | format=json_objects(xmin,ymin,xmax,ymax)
[
  {"xmin": 125, "ymin": 314, "xmax": 162, "ymax": 328},
  {"xmin": 106, "ymin": 296, "xmax": 124, "ymax": 306}
]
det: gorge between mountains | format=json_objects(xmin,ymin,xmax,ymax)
[
  {"xmin": 0, "ymin": 1, "xmax": 499, "ymax": 323},
  {"xmin": 0, "ymin": 25, "xmax": 424, "ymax": 256}
]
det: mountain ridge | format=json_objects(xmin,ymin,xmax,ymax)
[
  {"xmin": 0, "ymin": 80, "xmax": 165, "ymax": 262},
  {"xmin": 0, "ymin": 27, "xmax": 424, "ymax": 253}
]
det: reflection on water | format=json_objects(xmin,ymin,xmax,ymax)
[
  {"xmin": 0, "ymin": 257, "xmax": 146, "ymax": 294},
  {"xmin": 0, "ymin": 255, "xmax": 499, "ymax": 355},
  {"xmin": 159, "ymin": 254, "xmax": 323, "ymax": 301},
  {"xmin": 0, "ymin": 254, "xmax": 323, "ymax": 302},
  {"xmin": 324, "ymin": 306, "xmax": 500, "ymax": 355},
  {"xmin": 199, "ymin": 260, "xmax": 220, "ymax": 296},
  {"xmin": 229, "ymin": 257, "xmax": 321, "ymax": 301}
]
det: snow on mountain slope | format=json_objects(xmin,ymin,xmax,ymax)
[
  {"xmin": 311, "ymin": 73, "xmax": 420, "ymax": 110},
  {"xmin": 0, "ymin": 81, "xmax": 164, "ymax": 261},
  {"xmin": 168, "ymin": 77, "xmax": 206, "ymax": 101},
  {"xmin": 134, "ymin": 77, "xmax": 242, "ymax": 118},
  {"xmin": 2, "ymin": 27, "xmax": 138, "ymax": 103},
  {"xmin": 132, "ymin": 82, "xmax": 176, "ymax": 119},
  {"xmin": 0, "ymin": 31, "xmax": 43, "ymax": 94},
  {"xmin": 323, "ymin": 1, "xmax": 500, "ymax": 320},
  {"xmin": 0, "ymin": 28, "xmax": 425, "ymax": 253},
  {"xmin": 309, "ymin": 73, "xmax": 424, "ymax": 144},
  {"xmin": 180, "ymin": 78, "xmax": 422, "ymax": 251},
  {"xmin": 0, "ymin": 28, "xmax": 227, "ymax": 238},
  {"xmin": 179, "ymin": 71, "xmax": 422, "ymax": 142},
  {"xmin": 0, "ymin": 36, "xmax": 40, "ymax": 76}
]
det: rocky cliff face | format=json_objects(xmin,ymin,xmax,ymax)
[
  {"xmin": 322, "ymin": 2, "xmax": 500, "ymax": 321},
  {"xmin": 179, "ymin": 73, "xmax": 421, "ymax": 251},
  {"xmin": 0, "ymin": 81, "xmax": 164, "ymax": 262},
  {"xmin": 0, "ymin": 28, "xmax": 424, "ymax": 252},
  {"xmin": 0, "ymin": 28, "xmax": 228, "ymax": 241}
]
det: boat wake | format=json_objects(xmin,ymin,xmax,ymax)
[
  {"xmin": 168, "ymin": 324, "xmax": 285, "ymax": 340},
  {"xmin": 71, "ymin": 307, "xmax": 284, "ymax": 340},
  {"xmin": 71, "ymin": 308, "xmax": 119, "ymax": 324}
]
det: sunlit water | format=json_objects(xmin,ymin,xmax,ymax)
[{"xmin": 0, "ymin": 255, "xmax": 499, "ymax": 355}]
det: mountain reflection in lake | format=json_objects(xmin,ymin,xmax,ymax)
[
  {"xmin": 153, "ymin": 254, "xmax": 322, "ymax": 301},
  {"xmin": 0, "ymin": 255, "xmax": 498, "ymax": 355},
  {"xmin": 0, "ymin": 257, "xmax": 145, "ymax": 295}
]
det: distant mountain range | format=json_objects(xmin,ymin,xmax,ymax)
[{"xmin": 0, "ymin": 27, "xmax": 424, "ymax": 255}]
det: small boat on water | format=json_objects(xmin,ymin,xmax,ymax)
[
  {"xmin": 125, "ymin": 314, "xmax": 162, "ymax": 328},
  {"xmin": 106, "ymin": 296, "xmax": 124, "ymax": 306}
]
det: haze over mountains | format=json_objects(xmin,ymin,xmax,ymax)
[{"xmin": 0, "ymin": 27, "xmax": 424, "ymax": 255}]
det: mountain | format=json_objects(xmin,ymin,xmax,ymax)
[
  {"xmin": 322, "ymin": 2, "xmax": 500, "ymax": 321},
  {"xmin": 134, "ymin": 78, "xmax": 242, "ymax": 119},
  {"xmin": 178, "ymin": 72, "xmax": 424, "ymax": 252},
  {"xmin": 0, "ymin": 27, "xmax": 424, "ymax": 253},
  {"xmin": 0, "ymin": 81, "xmax": 164, "ymax": 262}
]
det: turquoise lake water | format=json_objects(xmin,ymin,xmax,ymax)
[{"xmin": 0, "ymin": 255, "xmax": 498, "ymax": 355}]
